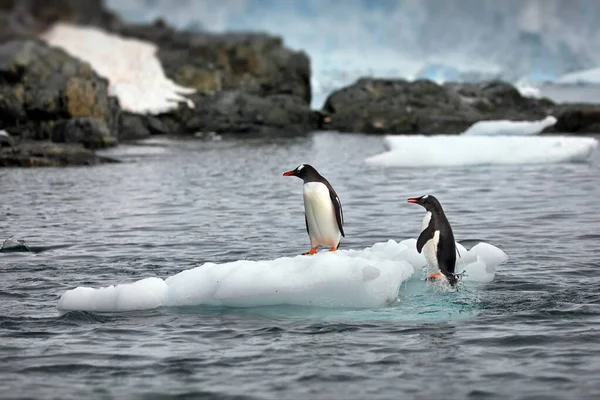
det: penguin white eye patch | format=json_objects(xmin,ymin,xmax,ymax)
[{"xmin": 296, "ymin": 165, "xmax": 304, "ymax": 172}]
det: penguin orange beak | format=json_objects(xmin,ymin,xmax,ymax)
[
  {"xmin": 407, "ymin": 198, "xmax": 421, "ymax": 204},
  {"xmin": 283, "ymin": 170, "xmax": 296, "ymax": 176}
]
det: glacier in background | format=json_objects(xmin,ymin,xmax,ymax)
[{"xmin": 106, "ymin": 0, "xmax": 600, "ymax": 108}]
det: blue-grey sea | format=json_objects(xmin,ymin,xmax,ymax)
[{"xmin": 1, "ymin": 132, "xmax": 599, "ymax": 399}]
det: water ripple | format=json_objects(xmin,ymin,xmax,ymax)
[{"xmin": 1, "ymin": 133, "xmax": 600, "ymax": 399}]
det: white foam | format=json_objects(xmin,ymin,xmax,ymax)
[
  {"xmin": 40, "ymin": 23, "xmax": 196, "ymax": 115},
  {"xmin": 556, "ymin": 67, "xmax": 600, "ymax": 85},
  {"xmin": 462, "ymin": 116, "xmax": 557, "ymax": 136},
  {"xmin": 57, "ymin": 239, "xmax": 508, "ymax": 312},
  {"xmin": 366, "ymin": 135, "xmax": 598, "ymax": 167}
]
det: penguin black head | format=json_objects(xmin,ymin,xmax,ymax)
[
  {"xmin": 283, "ymin": 164, "xmax": 320, "ymax": 182},
  {"xmin": 407, "ymin": 194, "xmax": 443, "ymax": 213}
]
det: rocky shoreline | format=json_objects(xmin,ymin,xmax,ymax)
[
  {"xmin": 0, "ymin": 0, "xmax": 599, "ymax": 167},
  {"xmin": 320, "ymin": 78, "xmax": 600, "ymax": 135}
]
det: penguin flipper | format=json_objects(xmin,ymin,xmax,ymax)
[
  {"xmin": 304, "ymin": 215, "xmax": 309, "ymax": 235},
  {"xmin": 329, "ymin": 190, "xmax": 345, "ymax": 237},
  {"xmin": 416, "ymin": 227, "xmax": 433, "ymax": 253}
]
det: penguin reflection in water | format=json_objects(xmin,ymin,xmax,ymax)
[
  {"xmin": 283, "ymin": 164, "xmax": 345, "ymax": 255},
  {"xmin": 407, "ymin": 195, "xmax": 459, "ymax": 287}
]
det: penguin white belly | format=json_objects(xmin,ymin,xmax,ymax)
[
  {"xmin": 420, "ymin": 211, "xmax": 439, "ymax": 270},
  {"xmin": 422, "ymin": 231, "xmax": 440, "ymax": 270},
  {"xmin": 303, "ymin": 182, "xmax": 341, "ymax": 248}
]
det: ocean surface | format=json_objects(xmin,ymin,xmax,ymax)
[{"xmin": 1, "ymin": 131, "xmax": 600, "ymax": 399}]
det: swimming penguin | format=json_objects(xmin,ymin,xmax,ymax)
[
  {"xmin": 283, "ymin": 164, "xmax": 345, "ymax": 255},
  {"xmin": 407, "ymin": 195, "xmax": 458, "ymax": 286}
]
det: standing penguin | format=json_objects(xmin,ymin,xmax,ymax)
[
  {"xmin": 283, "ymin": 164, "xmax": 345, "ymax": 255},
  {"xmin": 407, "ymin": 195, "xmax": 458, "ymax": 286}
]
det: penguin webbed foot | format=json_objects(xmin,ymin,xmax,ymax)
[
  {"xmin": 329, "ymin": 247, "xmax": 337, "ymax": 252},
  {"xmin": 425, "ymin": 272, "xmax": 459, "ymax": 287},
  {"xmin": 425, "ymin": 272, "xmax": 442, "ymax": 281},
  {"xmin": 302, "ymin": 247, "xmax": 318, "ymax": 255}
]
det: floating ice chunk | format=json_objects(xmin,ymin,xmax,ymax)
[
  {"xmin": 40, "ymin": 23, "xmax": 196, "ymax": 115},
  {"xmin": 556, "ymin": 67, "xmax": 600, "ymax": 85},
  {"xmin": 0, "ymin": 130, "xmax": 9, "ymax": 137},
  {"xmin": 367, "ymin": 135, "xmax": 598, "ymax": 167},
  {"xmin": 469, "ymin": 242, "xmax": 509, "ymax": 272},
  {"xmin": 57, "ymin": 239, "xmax": 509, "ymax": 313},
  {"xmin": 462, "ymin": 116, "xmax": 556, "ymax": 136},
  {"xmin": 58, "ymin": 277, "xmax": 168, "ymax": 312}
]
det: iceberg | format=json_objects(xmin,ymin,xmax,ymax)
[
  {"xmin": 366, "ymin": 135, "xmax": 597, "ymax": 168},
  {"xmin": 462, "ymin": 116, "xmax": 557, "ymax": 136},
  {"xmin": 556, "ymin": 67, "xmax": 600, "ymax": 85},
  {"xmin": 40, "ymin": 23, "xmax": 195, "ymax": 115},
  {"xmin": 57, "ymin": 239, "xmax": 508, "ymax": 313}
]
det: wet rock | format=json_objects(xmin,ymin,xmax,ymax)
[
  {"xmin": 550, "ymin": 104, "xmax": 600, "ymax": 133},
  {"xmin": 322, "ymin": 78, "xmax": 551, "ymax": 134},
  {"xmin": 176, "ymin": 90, "xmax": 318, "ymax": 135},
  {"xmin": 120, "ymin": 112, "xmax": 150, "ymax": 141},
  {"xmin": 119, "ymin": 112, "xmax": 171, "ymax": 141},
  {"xmin": 51, "ymin": 118, "xmax": 117, "ymax": 149},
  {"xmin": 0, "ymin": 39, "xmax": 121, "ymax": 166},
  {"xmin": 0, "ymin": 40, "xmax": 119, "ymax": 134},
  {"xmin": 0, "ymin": 141, "xmax": 118, "ymax": 167}
]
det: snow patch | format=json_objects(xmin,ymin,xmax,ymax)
[{"xmin": 40, "ymin": 23, "xmax": 196, "ymax": 115}]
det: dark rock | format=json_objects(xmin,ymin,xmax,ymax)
[
  {"xmin": 119, "ymin": 112, "xmax": 171, "ymax": 142},
  {"xmin": 177, "ymin": 90, "xmax": 318, "ymax": 135},
  {"xmin": 0, "ymin": 39, "xmax": 122, "ymax": 167},
  {"xmin": 322, "ymin": 78, "xmax": 553, "ymax": 134},
  {"xmin": 0, "ymin": 83, "xmax": 25, "ymax": 122},
  {"xmin": 0, "ymin": 130, "xmax": 12, "ymax": 146},
  {"xmin": 117, "ymin": 22, "xmax": 311, "ymax": 104},
  {"xmin": 51, "ymin": 118, "xmax": 116, "ymax": 149},
  {"xmin": 0, "ymin": 141, "xmax": 118, "ymax": 167},
  {"xmin": 145, "ymin": 115, "xmax": 170, "ymax": 136},
  {"xmin": 0, "ymin": 0, "xmax": 122, "ymax": 42},
  {"xmin": 550, "ymin": 104, "xmax": 600, "ymax": 133},
  {"xmin": 120, "ymin": 112, "xmax": 150, "ymax": 141},
  {"xmin": 0, "ymin": 39, "xmax": 119, "ymax": 121}
]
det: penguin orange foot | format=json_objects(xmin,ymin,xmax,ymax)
[
  {"xmin": 302, "ymin": 248, "xmax": 318, "ymax": 255},
  {"xmin": 426, "ymin": 272, "xmax": 442, "ymax": 281},
  {"xmin": 329, "ymin": 247, "xmax": 337, "ymax": 252}
]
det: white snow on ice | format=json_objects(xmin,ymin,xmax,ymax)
[
  {"xmin": 57, "ymin": 239, "xmax": 508, "ymax": 312},
  {"xmin": 40, "ymin": 23, "xmax": 196, "ymax": 115},
  {"xmin": 365, "ymin": 135, "xmax": 598, "ymax": 168},
  {"xmin": 462, "ymin": 116, "xmax": 557, "ymax": 136}
]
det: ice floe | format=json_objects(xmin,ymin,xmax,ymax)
[
  {"xmin": 57, "ymin": 239, "xmax": 508, "ymax": 312},
  {"xmin": 365, "ymin": 135, "xmax": 597, "ymax": 167}
]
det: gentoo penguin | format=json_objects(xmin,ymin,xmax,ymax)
[
  {"xmin": 407, "ymin": 195, "xmax": 458, "ymax": 286},
  {"xmin": 283, "ymin": 164, "xmax": 344, "ymax": 255}
]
